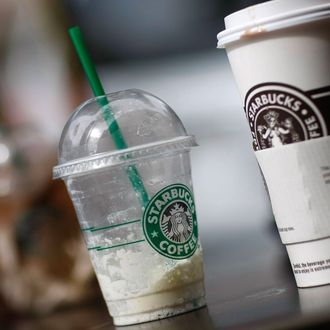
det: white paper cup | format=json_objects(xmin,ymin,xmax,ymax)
[{"xmin": 217, "ymin": 0, "xmax": 330, "ymax": 287}]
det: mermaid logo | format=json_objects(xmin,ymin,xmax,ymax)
[
  {"xmin": 244, "ymin": 83, "xmax": 327, "ymax": 150},
  {"xmin": 161, "ymin": 202, "xmax": 193, "ymax": 243},
  {"xmin": 142, "ymin": 184, "xmax": 198, "ymax": 259}
]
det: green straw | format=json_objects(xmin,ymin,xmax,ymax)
[{"xmin": 69, "ymin": 26, "xmax": 149, "ymax": 208}]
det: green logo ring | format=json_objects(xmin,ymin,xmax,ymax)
[{"xmin": 142, "ymin": 183, "xmax": 199, "ymax": 260}]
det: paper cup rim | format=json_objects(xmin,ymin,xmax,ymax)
[{"xmin": 217, "ymin": 1, "xmax": 330, "ymax": 48}]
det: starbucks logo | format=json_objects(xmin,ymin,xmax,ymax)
[
  {"xmin": 142, "ymin": 184, "xmax": 198, "ymax": 259},
  {"xmin": 244, "ymin": 83, "xmax": 328, "ymax": 150}
]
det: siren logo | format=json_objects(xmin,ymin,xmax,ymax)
[
  {"xmin": 142, "ymin": 184, "xmax": 198, "ymax": 259},
  {"xmin": 161, "ymin": 202, "xmax": 193, "ymax": 243},
  {"xmin": 244, "ymin": 83, "xmax": 328, "ymax": 150}
]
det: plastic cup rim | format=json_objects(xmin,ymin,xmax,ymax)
[{"xmin": 53, "ymin": 135, "xmax": 197, "ymax": 180}]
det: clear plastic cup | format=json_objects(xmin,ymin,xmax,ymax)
[{"xmin": 53, "ymin": 89, "xmax": 206, "ymax": 326}]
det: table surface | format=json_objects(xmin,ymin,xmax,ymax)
[{"xmin": 10, "ymin": 224, "xmax": 330, "ymax": 330}]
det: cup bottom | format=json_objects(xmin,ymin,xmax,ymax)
[
  {"xmin": 286, "ymin": 236, "xmax": 330, "ymax": 288},
  {"xmin": 108, "ymin": 280, "xmax": 206, "ymax": 326}
]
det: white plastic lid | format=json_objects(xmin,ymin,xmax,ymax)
[
  {"xmin": 217, "ymin": 0, "xmax": 330, "ymax": 47},
  {"xmin": 53, "ymin": 89, "xmax": 196, "ymax": 179},
  {"xmin": 286, "ymin": 237, "xmax": 330, "ymax": 288}
]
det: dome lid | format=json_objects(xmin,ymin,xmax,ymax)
[{"xmin": 53, "ymin": 89, "xmax": 196, "ymax": 179}]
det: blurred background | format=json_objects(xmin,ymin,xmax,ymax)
[{"xmin": 0, "ymin": 0, "xmax": 279, "ymax": 328}]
